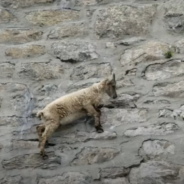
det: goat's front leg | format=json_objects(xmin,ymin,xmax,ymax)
[
  {"xmin": 40, "ymin": 121, "xmax": 59, "ymax": 159},
  {"xmin": 84, "ymin": 105, "xmax": 104, "ymax": 133}
]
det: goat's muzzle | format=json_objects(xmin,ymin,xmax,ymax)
[{"xmin": 112, "ymin": 94, "xmax": 117, "ymax": 99}]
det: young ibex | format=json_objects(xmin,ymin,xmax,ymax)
[{"xmin": 36, "ymin": 73, "xmax": 117, "ymax": 158}]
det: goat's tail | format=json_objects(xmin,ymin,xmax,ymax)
[{"xmin": 37, "ymin": 110, "xmax": 44, "ymax": 120}]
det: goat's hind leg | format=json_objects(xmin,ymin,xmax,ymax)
[
  {"xmin": 39, "ymin": 121, "xmax": 59, "ymax": 159},
  {"xmin": 36, "ymin": 124, "xmax": 50, "ymax": 148},
  {"xmin": 36, "ymin": 124, "xmax": 45, "ymax": 148}
]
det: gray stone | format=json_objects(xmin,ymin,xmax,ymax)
[
  {"xmin": 164, "ymin": 0, "xmax": 184, "ymax": 33},
  {"xmin": 47, "ymin": 130, "xmax": 116, "ymax": 145},
  {"xmin": 35, "ymin": 84, "xmax": 58, "ymax": 97},
  {"xmin": 70, "ymin": 62, "xmax": 112, "ymax": 80},
  {"xmin": 139, "ymin": 140, "xmax": 175, "ymax": 159},
  {"xmin": 2, "ymin": 152, "xmax": 61, "ymax": 170},
  {"xmin": 100, "ymin": 108, "xmax": 148, "ymax": 128},
  {"xmin": 67, "ymin": 79, "xmax": 101, "ymax": 92},
  {"xmin": 143, "ymin": 99, "xmax": 170, "ymax": 105},
  {"xmin": 95, "ymin": 4, "xmax": 157, "ymax": 38},
  {"xmin": 48, "ymin": 22, "xmax": 88, "ymax": 39},
  {"xmin": 26, "ymin": 9, "xmax": 80, "ymax": 26},
  {"xmin": 120, "ymin": 41, "xmax": 174, "ymax": 67},
  {"xmin": 38, "ymin": 172, "xmax": 92, "ymax": 184},
  {"xmin": 102, "ymin": 178, "xmax": 130, "ymax": 184},
  {"xmin": 105, "ymin": 42, "xmax": 116, "ymax": 48},
  {"xmin": 153, "ymin": 81, "xmax": 184, "ymax": 97},
  {"xmin": 18, "ymin": 62, "xmax": 65, "ymax": 81},
  {"xmin": 159, "ymin": 109, "xmax": 173, "ymax": 118},
  {"xmin": 101, "ymin": 167, "xmax": 130, "ymax": 179},
  {"xmin": 109, "ymin": 93, "xmax": 140, "ymax": 108},
  {"xmin": 124, "ymin": 122, "xmax": 179, "ymax": 137},
  {"xmin": 0, "ymin": 116, "xmax": 28, "ymax": 127},
  {"xmin": 0, "ymin": 83, "xmax": 33, "ymax": 117},
  {"xmin": 0, "ymin": 8, "xmax": 17, "ymax": 23},
  {"xmin": 89, "ymin": 131, "xmax": 117, "ymax": 140},
  {"xmin": 11, "ymin": 140, "xmax": 38, "ymax": 150},
  {"xmin": 0, "ymin": 29, "xmax": 43, "ymax": 44},
  {"xmin": 76, "ymin": 0, "xmax": 101, "ymax": 6},
  {"xmin": 144, "ymin": 59, "xmax": 184, "ymax": 81},
  {"xmin": 0, "ymin": 176, "xmax": 22, "ymax": 184},
  {"xmin": 116, "ymin": 78, "xmax": 134, "ymax": 89},
  {"xmin": 50, "ymin": 41, "xmax": 98, "ymax": 62},
  {"xmin": 0, "ymin": 62, "xmax": 15, "ymax": 78},
  {"xmin": 175, "ymin": 39, "xmax": 184, "ymax": 53},
  {"xmin": 1, "ymin": 0, "xmax": 54, "ymax": 8},
  {"xmin": 5, "ymin": 45, "xmax": 46, "ymax": 59},
  {"xmin": 58, "ymin": 131, "xmax": 89, "ymax": 144},
  {"xmin": 129, "ymin": 160, "xmax": 180, "ymax": 184},
  {"xmin": 118, "ymin": 37, "xmax": 146, "ymax": 46},
  {"xmin": 164, "ymin": 14, "xmax": 184, "ymax": 34},
  {"xmin": 71, "ymin": 147, "xmax": 119, "ymax": 165},
  {"xmin": 164, "ymin": 0, "xmax": 184, "ymax": 16},
  {"xmin": 174, "ymin": 105, "xmax": 184, "ymax": 119}
]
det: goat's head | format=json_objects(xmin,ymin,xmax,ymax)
[{"xmin": 103, "ymin": 73, "xmax": 117, "ymax": 99}]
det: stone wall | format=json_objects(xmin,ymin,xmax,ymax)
[{"xmin": 1, "ymin": 0, "xmax": 184, "ymax": 183}]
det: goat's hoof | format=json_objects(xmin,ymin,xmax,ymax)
[
  {"xmin": 45, "ymin": 142, "xmax": 49, "ymax": 148},
  {"xmin": 96, "ymin": 127, "xmax": 104, "ymax": 133},
  {"xmin": 45, "ymin": 145, "xmax": 49, "ymax": 148},
  {"xmin": 42, "ymin": 154, "xmax": 48, "ymax": 160},
  {"xmin": 40, "ymin": 152, "xmax": 48, "ymax": 159}
]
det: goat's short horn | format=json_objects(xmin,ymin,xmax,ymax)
[{"xmin": 112, "ymin": 73, "xmax": 115, "ymax": 80}]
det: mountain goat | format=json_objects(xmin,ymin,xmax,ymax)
[{"xmin": 36, "ymin": 74, "xmax": 117, "ymax": 159}]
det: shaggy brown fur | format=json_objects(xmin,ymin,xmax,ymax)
[{"xmin": 36, "ymin": 74, "xmax": 117, "ymax": 159}]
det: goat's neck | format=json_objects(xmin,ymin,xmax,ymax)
[{"xmin": 93, "ymin": 82, "xmax": 109, "ymax": 105}]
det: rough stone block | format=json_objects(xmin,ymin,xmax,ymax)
[
  {"xmin": 70, "ymin": 62, "xmax": 112, "ymax": 80},
  {"xmin": 102, "ymin": 178, "xmax": 130, "ymax": 184},
  {"xmin": 26, "ymin": 9, "xmax": 80, "ymax": 26},
  {"xmin": 95, "ymin": 4, "xmax": 157, "ymax": 38},
  {"xmin": 0, "ymin": 29, "xmax": 43, "ymax": 44},
  {"xmin": 139, "ymin": 140, "xmax": 175, "ymax": 159},
  {"xmin": 101, "ymin": 167, "xmax": 130, "ymax": 179},
  {"xmin": 5, "ymin": 45, "xmax": 45, "ymax": 59},
  {"xmin": 48, "ymin": 22, "xmax": 88, "ymax": 39},
  {"xmin": 0, "ymin": 176, "xmax": 22, "ymax": 184},
  {"xmin": 101, "ymin": 108, "xmax": 148, "ymax": 128},
  {"xmin": 38, "ymin": 172, "xmax": 92, "ymax": 184},
  {"xmin": 0, "ymin": 62, "xmax": 15, "ymax": 78},
  {"xmin": 18, "ymin": 62, "xmax": 65, "ymax": 81},
  {"xmin": 2, "ymin": 152, "xmax": 61, "ymax": 170},
  {"xmin": 124, "ymin": 122, "xmax": 179, "ymax": 137},
  {"xmin": 1, "ymin": 0, "xmax": 54, "ymax": 8},
  {"xmin": 0, "ymin": 8, "xmax": 17, "ymax": 23},
  {"xmin": 153, "ymin": 81, "xmax": 184, "ymax": 97},
  {"xmin": 129, "ymin": 160, "xmax": 180, "ymax": 184},
  {"xmin": 0, "ymin": 83, "xmax": 33, "ymax": 117},
  {"xmin": 71, "ymin": 147, "xmax": 119, "ymax": 165},
  {"xmin": 164, "ymin": 0, "xmax": 184, "ymax": 33},
  {"xmin": 144, "ymin": 59, "xmax": 184, "ymax": 81},
  {"xmin": 51, "ymin": 41, "xmax": 98, "ymax": 62},
  {"xmin": 120, "ymin": 41, "xmax": 173, "ymax": 67}
]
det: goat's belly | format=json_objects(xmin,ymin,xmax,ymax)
[{"xmin": 60, "ymin": 111, "xmax": 87, "ymax": 125}]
